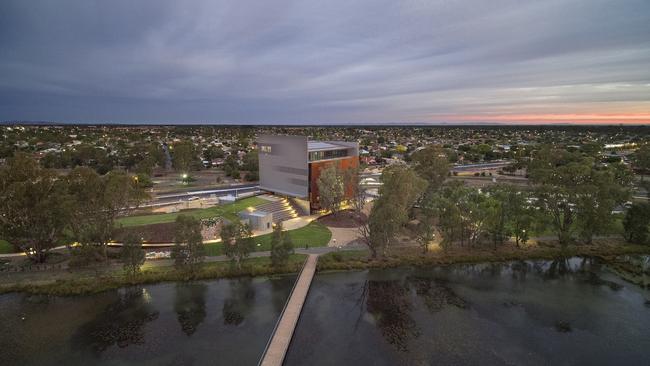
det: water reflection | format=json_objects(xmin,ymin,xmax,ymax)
[
  {"xmin": 75, "ymin": 287, "xmax": 159, "ymax": 353},
  {"xmin": 0, "ymin": 276, "xmax": 297, "ymax": 366},
  {"xmin": 222, "ymin": 277, "xmax": 256, "ymax": 326},
  {"xmin": 287, "ymin": 256, "xmax": 650, "ymax": 366},
  {"xmin": 174, "ymin": 283, "xmax": 207, "ymax": 336},
  {"xmin": 363, "ymin": 276, "xmax": 470, "ymax": 352},
  {"xmin": 366, "ymin": 279, "xmax": 418, "ymax": 351},
  {"xmin": 270, "ymin": 276, "xmax": 292, "ymax": 314},
  {"xmin": 408, "ymin": 276, "xmax": 467, "ymax": 312}
]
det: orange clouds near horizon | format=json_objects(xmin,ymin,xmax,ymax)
[{"xmin": 434, "ymin": 113, "xmax": 650, "ymax": 124}]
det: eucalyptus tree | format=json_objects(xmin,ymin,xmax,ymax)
[
  {"xmin": 344, "ymin": 166, "xmax": 366, "ymax": 217},
  {"xmin": 121, "ymin": 231, "xmax": 145, "ymax": 276},
  {"xmin": 505, "ymin": 189, "xmax": 535, "ymax": 247},
  {"xmin": 317, "ymin": 164, "xmax": 344, "ymax": 215},
  {"xmin": 528, "ymin": 147, "xmax": 631, "ymax": 245},
  {"xmin": 623, "ymin": 203, "xmax": 650, "ymax": 244},
  {"xmin": 0, "ymin": 153, "xmax": 72, "ymax": 262},
  {"xmin": 575, "ymin": 164, "xmax": 631, "ymax": 244},
  {"xmin": 270, "ymin": 223, "xmax": 294, "ymax": 267},
  {"xmin": 221, "ymin": 221, "xmax": 254, "ymax": 269},
  {"xmin": 172, "ymin": 215, "xmax": 206, "ymax": 272},
  {"xmin": 411, "ymin": 145, "xmax": 450, "ymax": 196},
  {"xmin": 364, "ymin": 164, "xmax": 427, "ymax": 257},
  {"xmin": 172, "ymin": 140, "xmax": 198, "ymax": 174},
  {"xmin": 67, "ymin": 167, "xmax": 146, "ymax": 261}
]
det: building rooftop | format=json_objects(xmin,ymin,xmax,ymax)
[{"xmin": 307, "ymin": 141, "xmax": 348, "ymax": 152}]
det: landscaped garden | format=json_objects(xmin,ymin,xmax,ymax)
[
  {"xmin": 116, "ymin": 196, "xmax": 267, "ymax": 227},
  {"xmin": 204, "ymin": 220, "xmax": 331, "ymax": 256}
]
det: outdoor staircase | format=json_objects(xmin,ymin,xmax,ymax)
[
  {"xmin": 287, "ymin": 197, "xmax": 310, "ymax": 216},
  {"xmin": 256, "ymin": 198, "xmax": 299, "ymax": 224}
]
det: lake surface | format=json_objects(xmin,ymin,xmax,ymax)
[
  {"xmin": 286, "ymin": 257, "xmax": 650, "ymax": 366},
  {"xmin": 0, "ymin": 275, "xmax": 295, "ymax": 366}
]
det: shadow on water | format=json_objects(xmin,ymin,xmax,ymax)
[
  {"xmin": 363, "ymin": 275, "xmax": 469, "ymax": 352},
  {"xmin": 174, "ymin": 282, "xmax": 207, "ymax": 336},
  {"xmin": 365, "ymin": 279, "xmax": 418, "ymax": 352},
  {"xmin": 408, "ymin": 276, "xmax": 468, "ymax": 312},
  {"xmin": 364, "ymin": 257, "xmax": 636, "ymax": 352},
  {"xmin": 222, "ymin": 277, "xmax": 256, "ymax": 326},
  {"xmin": 73, "ymin": 287, "xmax": 159, "ymax": 353}
]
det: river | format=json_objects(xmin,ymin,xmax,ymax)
[
  {"xmin": 0, "ymin": 275, "xmax": 295, "ymax": 366},
  {"xmin": 287, "ymin": 257, "xmax": 650, "ymax": 365},
  {"xmin": 1, "ymin": 258, "xmax": 649, "ymax": 365}
]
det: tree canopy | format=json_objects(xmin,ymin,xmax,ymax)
[
  {"xmin": 172, "ymin": 215, "xmax": 206, "ymax": 272},
  {"xmin": 0, "ymin": 153, "xmax": 72, "ymax": 262}
]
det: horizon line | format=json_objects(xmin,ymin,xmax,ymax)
[{"xmin": 2, "ymin": 120, "xmax": 649, "ymax": 127}]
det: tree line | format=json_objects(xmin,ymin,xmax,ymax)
[
  {"xmin": 358, "ymin": 144, "xmax": 649, "ymax": 258},
  {"xmin": 0, "ymin": 152, "xmax": 293, "ymax": 277},
  {"xmin": 0, "ymin": 153, "xmax": 146, "ymax": 263}
]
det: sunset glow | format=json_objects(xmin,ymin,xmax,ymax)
[
  {"xmin": 1, "ymin": 0, "xmax": 649, "ymax": 125},
  {"xmin": 437, "ymin": 114, "xmax": 650, "ymax": 124}
]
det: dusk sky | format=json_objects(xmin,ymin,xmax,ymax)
[{"xmin": 1, "ymin": 0, "xmax": 649, "ymax": 125}]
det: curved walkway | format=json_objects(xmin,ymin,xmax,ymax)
[{"xmin": 0, "ymin": 215, "xmax": 323, "ymax": 259}]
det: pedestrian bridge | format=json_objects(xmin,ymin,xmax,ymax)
[{"xmin": 259, "ymin": 254, "xmax": 318, "ymax": 366}]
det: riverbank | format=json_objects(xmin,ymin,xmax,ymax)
[
  {"xmin": 3, "ymin": 240, "xmax": 649, "ymax": 297},
  {"xmin": 318, "ymin": 241, "xmax": 650, "ymax": 272},
  {"xmin": 0, "ymin": 254, "xmax": 307, "ymax": 296}
]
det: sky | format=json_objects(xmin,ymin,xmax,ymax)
[{"xmin": 1, "ymin": 0, "xmax": 649, "ymax": 125}]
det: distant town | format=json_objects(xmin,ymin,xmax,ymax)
[{"xmin": 1, "ymin": 124, "xmax": 649, "ymax": 365}]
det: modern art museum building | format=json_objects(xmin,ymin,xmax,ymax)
[{"xmin": 257, "ymin": 135, "xmax": 359, "ymax": 212}]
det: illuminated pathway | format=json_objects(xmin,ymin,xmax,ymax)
[{"xmin": 259, "ymin": 254, "xmax": 318, "ymax": 366}]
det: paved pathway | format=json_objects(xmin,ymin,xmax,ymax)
[
  {"xmin": 142, "ymin": 245, "xmax": 360, "ymax": 268},
  {"xmin": 259, "ymin": 254, "xmax": 319, "ymax": 366},
  {"xmin": 327, "ymin": 225, "xmax": 361, "ymax": 247},
  {"xmin": 0, "ymin": 215, "xmax": 324, "ymax": 259}
]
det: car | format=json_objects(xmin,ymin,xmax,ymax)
[
  {"xmin": 188, "ymin": 196, "xmax": 201, "ymax": 201},
  {"xmin": 145, "ymin": 251, "xmax": 171, "ymax": 260}
]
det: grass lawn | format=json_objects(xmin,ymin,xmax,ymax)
[
  {"xmin": 204, "ymin": 220, "xmax": 332, "ymax": 256},
  {"xmin": 116, "ymin": 196, "xmax": 267, "ymax": 227},
  {"xmin": 0, "ymin": 240, "xmax": 14, "ymax": 254}
]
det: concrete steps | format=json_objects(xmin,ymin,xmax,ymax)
[
  {"xmin": 287, "ymin": 197, "xmax": 310, "ymax": 216},
  {"xmin": 256, "ymin": 198, "xmax": 299, "ymax": 224}
]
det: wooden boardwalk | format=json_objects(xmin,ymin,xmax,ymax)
[{"xmin": 259, "ymin": 254, "xmax": 318, "ymax": 366}]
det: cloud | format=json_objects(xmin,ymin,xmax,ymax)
[{"xmin": 0, "ymin": 0, "xmax": 649, "ymax": 124}]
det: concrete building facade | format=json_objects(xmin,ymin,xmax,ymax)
[{"xmin": 257, "ymin": 135, "xmax": 359, "ymax": 212}]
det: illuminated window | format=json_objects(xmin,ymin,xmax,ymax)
[
  {"xmin": 261, "ymin": 145, "xmax": 272, "ymax": 153},
  {"xmin": 308, "ymin": 149, "xmax": 348, "ymax": 161}
]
